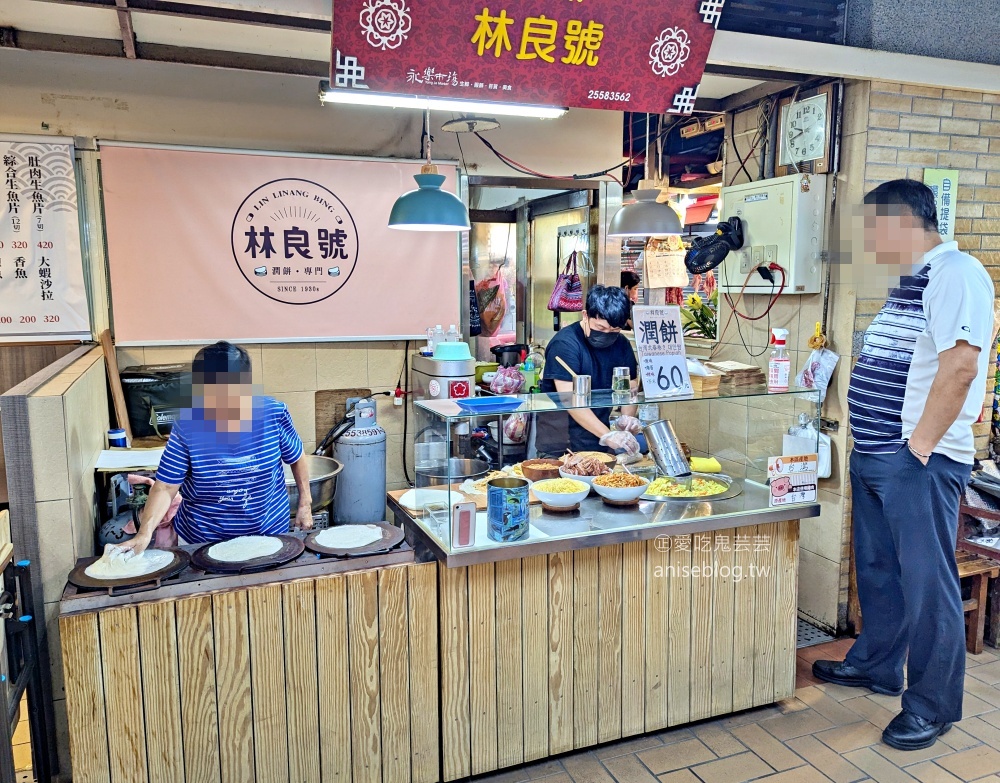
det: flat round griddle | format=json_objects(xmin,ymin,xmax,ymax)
[
  {"xmin": 305, "ymin": 523, "xmax": 404, "ymax": 558},
  {"xmin": 191, "ymin": 534, "xmax": 305, "ymax": 574},
  {"xmin": 68, "ymin": 548, "xmax": 191, "ymax": 595},
  {"xmin": 641, "ymin": 474, "xmax": 744, "ymax": 503}
]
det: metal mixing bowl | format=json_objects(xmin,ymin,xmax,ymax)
[
  {"xmin": 285, "ymin": 455, "xmax": 343, "ymax": 514},
  {"xmin": 416, "ymin": 458, "xmax": 490, "ymax": 487}
]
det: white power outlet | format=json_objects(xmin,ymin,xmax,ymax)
[
  {"xmin": 737, "ymin": 249, "xmax": 753, "ymax": 275},
  {"xmin": 751, "ymin": 245, "xmax": 764, "ymax": 269},
  {"xmin": 764, "ymin": 245, "xmax": 778, "ymax": 266}
]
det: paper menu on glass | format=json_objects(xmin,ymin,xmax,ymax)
[
  {"xmin": 767, "ymin": 454, "xmax": 818, "ymax": 506},
  {"xmin": 643, "ymin": 249, "xmax": 687, "ymax": 289},
  {"xmin": 633, "ymin": 305, "xmax": 692, "ymax": 398},
  {"xmin": 95, "ymin": 448, "xmax": 164, "ymax": 472}
]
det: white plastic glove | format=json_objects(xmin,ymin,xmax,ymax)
[
  {"xmin": 616, "ymin": 451, "xmax": 643, "ymax": 466},
  {"xmin": 599, "ymin": 430, "xmax": 640, "ymax": 456},
  {"xmin": 614, "ymin": 414, "xmax": 643, "ymax": 434}
]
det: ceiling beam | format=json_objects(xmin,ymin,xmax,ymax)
[
  {"xmin": 719, "ymin": 80, "xmax": 800, "ymax": 112},
  {"xmin": 4, "ymin": 30, "xmax": 329, "ymax": 77},
  {"xmin": 114, "ymin": 0, "xmax": 137, "ymax": 59},
  {"xmin": 28, "ymin": 0, "xmax": 331, "ymax": 31},
  {"xmin": 703, "ymin": 63, "xmax": 812, "ymax": 83},
  {"xmin": 709, "ymin": 30, "xmax": 1000, "ymax": 95}
]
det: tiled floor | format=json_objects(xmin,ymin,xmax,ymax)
[{"xmin": 475, "ymin": 638, "xmax": 1000, "ymax": 783}]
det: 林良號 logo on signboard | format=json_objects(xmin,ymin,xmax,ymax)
[{"xmin": 231, "ymin": 178, "xmax": 359, "ymax": 305}]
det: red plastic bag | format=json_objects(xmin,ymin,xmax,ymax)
[{"xmin": 476, "ymin": 267, "xmax": 508, "ymax": 336}]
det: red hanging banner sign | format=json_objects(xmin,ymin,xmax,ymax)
[{"xmin": 331, "ymin": 1, "xmax": 725, "ymax": 115}]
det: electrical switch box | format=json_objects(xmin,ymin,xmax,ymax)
[{"xmin": 718, "ymin": 173, "xmax": 828, "ymax": 295}]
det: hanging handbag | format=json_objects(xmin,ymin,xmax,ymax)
[
  {"xmin": 547, "ymin": 252, "xmax": 584, "ymax": 313},
  {"xmin": 468, "ymin": 280, "xmax": 482, "ymax": 337},
  {"xmin": 477, "ymin": 266, "xmax": 508, "ymax": 336}
]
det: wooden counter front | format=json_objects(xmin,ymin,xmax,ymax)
[
  {"xmin": 61, "ymin": 520, "xmax": 799, "ymax": 783},
  {"xmin": 61, "ymin": 554, "xmax": 440, "ymax": 783}
]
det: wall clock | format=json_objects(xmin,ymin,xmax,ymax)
[{"xmin": 776, "ymin": 84, "xmax": 835, "ymax": 176}]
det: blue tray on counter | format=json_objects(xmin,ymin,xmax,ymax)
[{"xmin": 455, "ymin": 396, "xmax": 524, "ymax": 414}]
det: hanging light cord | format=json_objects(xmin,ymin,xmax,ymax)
[{"xmin": 471, "ymin": 116, "xmax": 686, "ymax": 186}]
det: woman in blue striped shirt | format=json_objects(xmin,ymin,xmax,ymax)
[{"xmin": 120, "ymin": 341, "xmax": 312, "ymax": 554}]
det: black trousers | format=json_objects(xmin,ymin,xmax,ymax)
[{"xmin": 845, "ymin": 446, "xmax": 971, "ymax": 723}]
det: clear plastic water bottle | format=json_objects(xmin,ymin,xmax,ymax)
[
  {"xmin": 446, "ymin": 324, "xmax": 460, "ymax": 342},
  {"xmin": 433, "ymin": 324, "xmax": 445, "ymax": 347},
  {"xmin": 426, "ymin": 327, "xmax": 436, "ymax": 351}
]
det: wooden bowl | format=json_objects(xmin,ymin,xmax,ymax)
[{"xmin": 521, "ymin": 459, "xmax": 563, "ymax": 481}]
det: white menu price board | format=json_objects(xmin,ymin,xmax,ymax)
[
  {"xmin": 0, "ymin": 136, "xmax": 90, "ymax": 342},
  {"xmin": 633, "ymin": 305, "xmax": 692, "ymax": 398},
  {"xmin": 767, "ymin": 454, "xmax": 818, "ymax": 507}
]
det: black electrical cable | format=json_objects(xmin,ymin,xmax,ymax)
[
  {"xmin": 472, "ymin": 117, "xmax": 685, "ymax": 183},
  {"xmin": 455, "ymin": 129, "xmax": 469, "ymax": 175},
  {"xmin": 401, "ymin": 341, "xmax": 413, "ymax": 487}
]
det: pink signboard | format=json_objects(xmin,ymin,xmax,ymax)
[
  {"xmin": 100, "ymin": 145, "xmax": 460, "ymax": 344},
  {"xmin": 331, "ymin": 0, "xmax": 724, "ymax": 115}
]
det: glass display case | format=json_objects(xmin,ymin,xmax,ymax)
[{"xmin": 397, "ymin": 387, "xmax": 821, "ymax": 562}]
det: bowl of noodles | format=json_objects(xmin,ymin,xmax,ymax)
[
  {"xmin": 641, "ymin": 473, "xmax": 734, "ymax": 501},
  {"xmin": 532, "ymin": 478, "xmax": 591, "ymax": 508}
]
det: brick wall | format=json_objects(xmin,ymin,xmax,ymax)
[{"xmin": 856, "ymin": 81, "xmax": 1000, "ymax": 457}]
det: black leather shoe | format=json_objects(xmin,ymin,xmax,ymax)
[
  {"xmin": 882, "ymin": 710, "xmax": 952, "ymax": 750},
  {"xmin": 812, "ymin": 660, "xmax": 904, "ymax": 696}
]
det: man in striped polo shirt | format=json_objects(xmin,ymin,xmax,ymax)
[{"xmin": 813, "ymin": 180, "xmax": 994, "ymax": 751}]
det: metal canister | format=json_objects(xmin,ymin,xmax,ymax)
[
  {"xmin": 486, "ymin": 477, "xmax": 530, "ymax": 542},
  {"xmin": 642, "ymin": 419, "xmax": 692, "ymax": 478},
  {"xmin": 574, "ymin": 374, "xmax": 592, "ymax": 396}
]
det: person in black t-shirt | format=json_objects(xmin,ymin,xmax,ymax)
[
  {"xmin": 621, "ymin": 270, "xmax": 641, "ymax": 331},
  {"xmin": 536, "ymin": 286, "xmax": 641, "ymax": 456}
]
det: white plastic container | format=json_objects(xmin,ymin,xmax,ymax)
[
  {"xmin": 446, "ymin": 324, "xmax": 459, "ymax": 342},
  {"xmin": 768, "ymin": 328, "xmax": 791, "ymax": 392}
]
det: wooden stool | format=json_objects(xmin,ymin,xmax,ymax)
[
  {"xmin": 956, "ymin": 550, "xmax": 1000, "ymax": 654},
  {"xmin": 958, "ymin": 503, "xmax": 1000, "ymax": 650}
]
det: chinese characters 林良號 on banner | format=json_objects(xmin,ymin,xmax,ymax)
[
  {"xmin": 0, "ymin": 136, "xmax": 91, "ymax": 342},
  {"xmin": 331, "ymin": 0, "xmax": 724, "ymax": 115},
  {"xmin": 99, "ymin": 144, "xmax": 460, "ymax": 344}
]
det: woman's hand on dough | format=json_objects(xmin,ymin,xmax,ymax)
[
  {"xmin": 118, "ymin": 531, "xmax": 152, "ymax": 557},
  {"xmin": 295, "ymin": 502, "xmax": 313, "ymax": 531}
]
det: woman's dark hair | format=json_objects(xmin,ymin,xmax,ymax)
[
  {"xmin": 586, "ymin": 285, "xmax": 630, "ymax": 329},
  {"xmin": 192, "ymin": 341, "xmax": 252, "ymax": 384},
  {"xmin": 621, "ymin": 271, "xmax": 641, "ymax": 289},
  {"xmin": 863, "ymin": 179, "xmax": 939, "ymax": 232}
]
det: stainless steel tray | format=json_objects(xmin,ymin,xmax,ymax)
[{"xmin": 641, "ymin": 473, "xmax": 743, "ymax": 502}]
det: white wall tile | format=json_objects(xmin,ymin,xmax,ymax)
[
  {"xmin": 316, "ymin": 342, "xmax": 370, "ymax": 389},
  {"xmin": 261, "ymin": 345, "xmax": 318, "ymax": 394},
  {"xmin": 798, "ymin": 547, "xmax": 841, "ymax": 631}
]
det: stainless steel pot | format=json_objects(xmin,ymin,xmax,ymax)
[
  {"xmin": 285, "ymin": 454, "xmax": 343, "ymax": 514},
  {"xmin": 416, "ymin": 458, "xmax": 490, "ymax": 487}
]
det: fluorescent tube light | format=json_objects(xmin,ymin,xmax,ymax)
[{"xmin": 320, "ymin": 86, "xmax": 567, "ymax": 120}]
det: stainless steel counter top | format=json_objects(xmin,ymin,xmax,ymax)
[{"xmin": 390, "ymin": 480, "xmax": 819, "ymax": 567}]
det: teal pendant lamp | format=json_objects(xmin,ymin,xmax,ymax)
[{"xmin": 389, "ymin": 110, "xmax": 471, "ymax": 232}]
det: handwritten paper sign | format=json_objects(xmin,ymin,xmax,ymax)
[
  {"xmin": 0, "ymin": 135, "xmax": 91, "ymax": 342},
  {"xmin": 633, "ymin": 304, "xmax": 692, "ymax": 398},
  {"xmin": 767, "ymin": 454, "xmax": 818, "ymax": 507}
]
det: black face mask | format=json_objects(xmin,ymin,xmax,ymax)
[{"xmin": 586, "ymin": 330, "xmax": 618, "ymax": 349}]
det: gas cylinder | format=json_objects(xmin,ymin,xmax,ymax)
[{"xmin": 332, "ymin": 397, "xmax": 387, "ymax": 524}]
